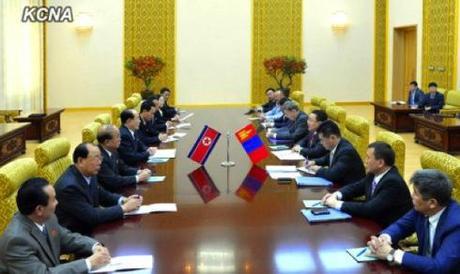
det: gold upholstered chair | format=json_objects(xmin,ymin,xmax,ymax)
[
  {"xmin": 291, "ymin": 91, "xmax": 305, "ymax": 111},
  {"xmin": 34, "ymin": 137, "xmax": 72, "ymax": 185},
  {"xmin": 319, "ymin": 100, "xmax": 335, "ymax": 112},
  {"xmin": 125, "ymin": 96, "xmax": 141, "ymax": 109},
  {"xmin": 342, "ymin": 115, "xmax": 370, "ymax": 161},
  {"xmin": 420, "ymin": 150, "xmax": 460, "ymax": 202},
  {"xmin": 0, "ymin": 158, "xmax": 38, "ymax": 234},
  {"xmin": 81, "ymin": 122, "xmax": 102, "ymax": 143},
  {"xmin": 326, "ymin": 105, "xmax": 346, "ymax": 131},
  {"xmin": 306, "ymin": 96, "xmax": 326, "ymax": 113},
  {"xmin": 111, "ymin": 103, "xmax": 127, "ymax": 127},
  {"xmin": 376, "ymin": 131, "xmax": 406, "ymax": 176},
  {"xmin": 94, "ymin": 113, "xmax": 112, "ymax": 125}
]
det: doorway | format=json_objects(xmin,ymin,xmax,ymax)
[{"xmin": 392, "ymin": 26, "xmax": 417, "ymax": 101}]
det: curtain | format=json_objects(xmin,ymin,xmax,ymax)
[{"xmin": 0, "ymin": 0, "xmax": 44, "ymax": 113}]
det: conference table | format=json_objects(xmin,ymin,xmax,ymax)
[{"xmin": 93, "ymin": 108, "xmax": 407, "ymax": 274}]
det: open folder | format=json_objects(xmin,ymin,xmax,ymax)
[
  {"xmin": 346, "ymin": 247, "xmax": 379, "ymax": 262},
  {"xmin": 149, "ymin": 149, "xmax": 176, "ymax": 159},
  {"xmin": 296, "ymin": 176, "xmax": 333, "ymax": 187},
  {"xmin": 301, "ymin": 208, "xmax": 351, "ymax": 223},
  {"xmin": 90, "ymin": 255, "xmax": 153, "ymax": 273},
  {"xmin": 125, "ymin": 203, "xmax": 177, "ymax": 216}
]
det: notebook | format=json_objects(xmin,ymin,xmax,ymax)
[
  {"xmin": 296, "ymin": 176, "xmax": 333, "ymax": 187},
  {"xmin": 269, "ymin": 145, "xmax": 290, "ymax": 151},
  {"xmin": 300, "ymin": 208, "xmax": 351, "ymax": 223},
  {"xmin": 346, "ymin": 247, "xmax": 379, "ymax": 262},
  {"xmin": 147, "ymin": 158, "xmax": 169, "ymax": 164},
  {"xmin": 146, "ymin": 176, "xmax": 165, "ymax": 183},
  {"xmin": 302, "ymin": 200, "xmax": 327, "ymax": 209}
]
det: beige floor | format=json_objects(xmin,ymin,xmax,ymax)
[{"xmin": 17, "ymin": 104, "xmax": 456, "ymax": 182}]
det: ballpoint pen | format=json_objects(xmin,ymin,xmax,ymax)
[
  {"xmin": 311, "ymin": 201, "xmax": 321, "ymax": 207},
  {"xmin": 356, "ymin": 247, "xmax": 368, "ymax": 257}
]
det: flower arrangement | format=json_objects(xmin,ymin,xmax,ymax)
[
  {"xmin": 125, "ymin": 56, "xmax": 165, "ymax": 91},
  {"xmin": 263, "ymin": 56, "xmax": 306, "ymax": 89}
]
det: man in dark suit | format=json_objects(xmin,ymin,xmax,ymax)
[
  {"xmin": 148, "ymin": 94, "xmax": 170, "ymax": 132},
  {"xmin": 321, "ymin": 141, "xmax": 412, "ymax": 227},
  {"xmin": 138, "ymin": 100, "xmax": 168, "ymax": 146},
  {"xmin": 266, "ymin": 101, "xmax": 308, "ymax": 144},
  {"xmin": 419, "ymin": 82, "xmax": 445, "ymax": 113},
  {"xmin": 407, "ymin": 80, "xmax": 425, "ymax": 107},
  {"xmin": 305, "ymin": 120, "xmax": 365, "ymax": 185},
  {"xmin": 97, "ymin": 125, "xmax": 151, "ymax": 192},
  {"xmin": 55, "ymin": 143, "xmax": 143, "ymax": 235},
  {"xmin": 245, "ymin": 87, "xmax": 276, "ymax": 115},
  {"xmin": 118, "ymin": 109, "xmax": 157, "ymax": 167},
  {"xmin": 292, "ymin": 109, "xmax": 328, "ymax": 159},
  {"xmin": 368, "ymin": 169, "xmax": 460, "ymax": 274},
  {"xmin": 159, "ymin": 87, "xmax": 180, "ymax": 121},
  {"xmin": 0, "ymin": 177, "xmax": 111, "ymax": 273}
]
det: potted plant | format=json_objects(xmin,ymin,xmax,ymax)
[
  {"xmin": 125, "ymin": 56, "xmax": 165, "ymax": 99},
  {"xmin": 263, "ymin": 56, "xmax": 306, "ymax": 89}
]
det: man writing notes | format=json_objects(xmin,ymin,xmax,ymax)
[
  {"xmin": 0, "ymin": 178, "xmax": 111, "ymax": 273},
  {"xmin": 55, "ymin": 143, "xmax": 143, "ymax": 235},
  {"xmin": 292, "ymin": 109, "xmax": 328, "ymax": 159},
  {"xmin": 266, "ymin": 101, "xmax": 308, "ymax": 144},
  {"xmin": 305, "ymin": 120, "xmax": 365, "ymax": 185},
  {"xmin": 367, "ymin": 169, "xmax": 460, "ymax": 274},
  {"xmin": 321, "ymin": 141, "xmax": 412, "ymax": 227}
]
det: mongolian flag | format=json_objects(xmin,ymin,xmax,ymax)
[
  {"xmin": 188, "ymin": 125, "xmax": 221, "ymax": 165},
  {"xmin": 188, "ymin": 167, "xmax": 220, "ymax": 203},
  {"xmin": 235, "ymin": 124, "xmax": 269, "ymax": 164},
  {"xmin": 236, "ymin": 165, "xmax": 268, "ymax": 202}
]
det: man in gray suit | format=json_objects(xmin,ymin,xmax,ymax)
[{"xmin": 0, "ymin": 177, "xmax": 111, "ymax": 273}]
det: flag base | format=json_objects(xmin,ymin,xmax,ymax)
[{"xmin": 221, "ymin": 161, "xmax": 236, "ymax": 167}]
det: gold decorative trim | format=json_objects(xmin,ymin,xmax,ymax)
[
  {"xmin": 124, "ymin": 0, "xmax": 176, "ymax": 103},
  {"xmin": 251, "ymin": 0, "xmax": 303, "ymax": 104},
  {"xmin": 422, "ymin": 0, "xmax": 457, "ymax": 89},
  {"xmin": 374, "ymin": 0, "xmax": 388, "ymax": 102}
]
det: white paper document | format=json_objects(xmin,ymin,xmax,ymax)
[
  {"xmin": 297, "ymin": 166, "xmax": 316, "ymax": 175},
  {"xmin": 90, "ymin": 255, "xmax": 153, "ymax": 273},
  {"xmin": 172, "ymin": 132, "xmax": 187, "ymax": 138},
  {"xmin": 247, "ymin": 117, "xmax": 260, "ymax": 121},
  {"xmin": 303, "ymin": 200, "xmax": 327, "ymax": 209},
  {"xmin": 163, "ymin": 136, "xmax": 179, "ymax": 143},
  {"xmin": 271, "ymin": 150, "xmax": 305, "ymax": 161},
  {"xmin": 150, "ymin": 149, "xmax": 176, "ymax": 159},
  {"xmin": 176, "ymin": 122, "xmax": 191, "ymax": 129},
  {"xmin": 269, "ymin": 172, "xmax": 301, "ymax": 179},
  {"xmin": 180, "ymin": 112, "xmax": 194, "ymax": 122},
  {"xmin": 266, "ymin": 165, "xmax": 297, "ymax": 172},
  {"xmin": 125, "ymin": 203, "xmax": 177, "ymax": 216}
]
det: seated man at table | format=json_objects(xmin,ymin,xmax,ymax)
[
  {"xmin": 118, "ymin": 109, "xmax": 157, "ymax": 167},
  {"xmin": 55, "ymin": 143, "xmax": 143, "ymax": 235},
  {"xmin": 419, "ymin": 82, "xmax": 444, "ymax": 113},
  {"xmin": 97, "ymin": 125, "xmax": 152, "ymax": 192},
  {"xmin": 245, "ymin": 87, "xmax": 276, "ymax": 115},
  {"xmin": 148, "ymin": 94, "xmax": 171, "ymax": 132},
  {"xmin": 159, "ymin": 87, "xmax": 180, "ymax": 121},
  {"xmin": 367, "ymin": 169, "xmax": 460, "ymax": 274},
  {"xmin": 138, "ymin": 100, "xmax": 168, "ymax": 146},
  {"xmin": 258, "ymin": 88, "xmax": 290, "ymax": 122},
  {"xmin": 407, "ymin": 80, "xmax": 424, "ymax": 107},
  {"xmin": 321, "ymin": 141, "xmax": 412, "ymax": 227},
  {"xmin": 305, "ymin": 120, "xmax": 365, "ymax": 185},
  {"xmin": 266, "ymin": 101, "xmax": 308, "ymax": 144},
  {"xmin": 292, "ymin": 109, "xmax": 328, "ymax": 159},
  {"xmin": 0, "ymin": 178, "xmax": 111, "ymax": 273}
]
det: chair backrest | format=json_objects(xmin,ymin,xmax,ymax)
[
  {"xmin": 34, "ymin": 137, "xmax": 72, "ymax": 185},
  {"xmin": 131, "ymin": 93, "xmax": 142, "ymax": 100},
  {"xmin": 325, "ymin": 105, "xmax": 346, "ymax": 131},
  {"xmin": 81, "ymin": 121, "xmax": 102, "ymax": 143},
  {"xmin": 291, "ymin": 91, "xmax": 305, "ymax": 111},
  {"xmin": 445, "ymin": 90, "xmax": 460, "ymax": 106},
  {"xmin": 437, "ymin": 88, "xmax": 447, "ymax": 96},
  {"xmin": 94, "ymin": 113, "xmax": 112, "ymax": 125},
  {"xmin": 376, "ymin": 131, "xmax": 406, "ymax": 176},
  {"xmin": 125, "ymin": 96, "xmax": 141, "ymax": 109},
  {"xmin": 306, "ymin": 96, "xmax": 326, "ymax": 113},
  {"xmin": 420, "ymin": 150, "xmax": 460, "ymax": 202},
  {"xmin": 111, "ymin": 103, "xmax": 127, "ymax": 127},
  {"xmin": 342, "ymin": 115, "xmax": 370, "ymax": 161},
  {"xmin": 0, "ymin": 158, "xmax": 37, "ymax": 234},
  {"xmin": 319, "ymin": 100, "xmax": 335, "ymax": 111}
]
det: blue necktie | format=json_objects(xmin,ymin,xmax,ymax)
[
  {"xmin": 371, "ymin": 179, "xmax": 378, "ymax": 196},
  {"xmin": 423, "ymin": 217, "xmax": 431, "ymax": 257}
]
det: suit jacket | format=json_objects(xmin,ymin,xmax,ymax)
[
  {"xmin": 273, "ymin": 115, "xmax": 291, "ymax": 128},
  {"xmin": 313, "ymin": 138, "xmax": 366, "ymax": 185},
  {"xmin": 118, "ymin": 126, "xmax": 150, "ymax": 167},
  {"xmin": 420, "ymin": 92, "xmax": 445, "ymax": 113},
  {"xmin": 338, "ymin": 167, "xmax": 413, "ymax": 227},
  {"xmin": 382, "ymin": 200, "xmax": 460, "ymax": 274},
  {"xmin": 297, "ymin": 131, "xmax": 328, "ymax": 159},
  {"xmin": 262, "ymin": 100, "xmax": 275, "ymax": 113},
  {"xmin": 97, "ymin": 145, "xmax": 137, "ymax": 192},
  {"xmin": 138, "ymin": 117, "xmax": 162, "ymax": 146},
  {"xmin": 275, "ymin": 111, "xmax": 309, "ymax": 143},
  {"xmin": 0, "ymin": 213, "xmax": 96, "ymax": 274},
  {"xmin": 161, "ymin": 101, "xmax": 177, "ymax": 120},
  {"xmin": 153, "ymin": 111, "xmax": 167, "ymax": 132},
  {"xmin": 55, "ymin": 165, "xmax": 123, "ymax": 235},
  {"xmin": 407, "ymin": 88, "xmax": 424, "ymax": 106}
]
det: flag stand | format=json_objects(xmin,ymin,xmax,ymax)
[{"xmin": 221, "ymin": 132, "xmax": 235, "ymax": 167}]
